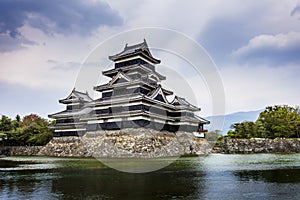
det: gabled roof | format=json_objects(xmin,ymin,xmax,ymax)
[
  {"xmin": 109, "ymin": 71, "xmax": 131, "ymax": 85},
  {"xmin": 59, "ymin": 88, "xmax": 92, "ymax": 104},
  {"xmin": 147, "ymin": 85, "xmax": 169, "ymax": 103},
  {"xmin": 108, "ymin": 39, "xmax": 161, "ymax": 64},
  {"xmin": 171, "ymin": 96, "xmax": 200, "ymax": 111}
]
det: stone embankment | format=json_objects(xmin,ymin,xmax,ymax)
[
  {"xmin": 213, "ymin": 138, "xmax": 300, "ymax": 154},
  {"xmin": 0, "ymin": 128, "xmax": 211, "ymax": 158}
]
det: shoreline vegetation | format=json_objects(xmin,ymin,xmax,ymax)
[
  {"xmin": 0, "ymin": 114, "xmax": 53, "ymax": 146},
  {"xmin": 211, "ymin": 105, "xmax": 300, "ymax": 154},
  {"xmin": 1, "ymin": 105, "xmax": 300, "ymax": 156},
  {"xmin": 221, "ymin": 105, "xmax": 300, "ymax": 139}
]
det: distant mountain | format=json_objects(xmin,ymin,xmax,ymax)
[{"xmin": 205, "ymin": 109, "xmax": 263, "ymax": 135}]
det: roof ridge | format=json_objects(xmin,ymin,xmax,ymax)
[
  {"xmin": 108, "ymin": 39, "xmax": 161, "ymax": 64},
  {"xmin": 124, "ymin": 39, "xmax": 147, "ymax": 50}
]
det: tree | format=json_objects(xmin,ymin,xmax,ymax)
[
  {"xmin": 0, "ymin": 114, "xmax": 53, "ymax": 146},
  {"xmin": 16, "ymin": 114, "xmax": 21, "ymax": 122},
  {"xmin": 12, "ymin": 115, "xmax": 22, "ymax": 130},
  {"xmin": 0, "ymin": 115, "xmax": 12, "ymax": 132},
  {"xmin": 227, "ymin": 121, "xmax": 257, "ymax": 139},
  {"xmin": 22, "ymin": 115, "xmax": 53, "ymax": 146},
  {"xmin": 256, "ymin": 105, "xmax": 300, "ymax": 139},
  {"xmin": 22, "ymin": 114, "xmax": 41, "ymax": 126},
  {"xmin": 227, "ymin": 105, "xmax": 300, "ymax": 139}
]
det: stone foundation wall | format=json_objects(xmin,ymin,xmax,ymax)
[
  {"xmin": 213, "ymin": 138, "xmax": 300, "ymax": 154},
  {"xmin": 0, "ymin": 128, "xmax": 211, "ymax": 158},
  {"xmin": 0, "ymin": 146, "xmax": 43, "ymax": 156}
]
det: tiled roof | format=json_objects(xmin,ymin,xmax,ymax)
[
  {"xmin": 59, "ymin": 89, "xmax": 92, "ymax": 104},
  {"xmin": 108, "ymin": 39, "xmax": 160, "ymax": 63},
  {"xmin": 171, "ymin": 96, "xmax": 200, "ymax": 111}
]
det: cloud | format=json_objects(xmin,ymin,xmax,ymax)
[
  {"xmin": 0, "ymin": 33, "xmax": 37, "ymax": 52},
  {"xmin": 0, "ymin": 0, "xmax": 122, "ymax": 52},
  {"xmin": 198, "ymin": 15, "xmax": 256, "ymax": 65},
  {"xmin": 291, "ymin": 4, "xmax": 300, "ymax": 19},
  {"xmin": 196, "ymin": 1, "xmax": 300, "ymax": 66},
  {"xmin": 233, "ymin": 32, "xmax": 300, "ymax": 65},
  {"xmin": 1, "ymin": 0, "xmax": 300, "ymax": 118},
  {"xmin": 49, "ymin": 60, "xmax": 81, "ymax": 71}
]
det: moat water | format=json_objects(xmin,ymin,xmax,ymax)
[{"xmin": 0, "ymin": 154, "xmax": 300, "ymax": 200}]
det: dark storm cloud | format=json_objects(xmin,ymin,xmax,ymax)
[{"xmin": 0, "ymin": 0, "xmax": 122, "ymax": 52}]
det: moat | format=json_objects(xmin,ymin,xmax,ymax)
[{"xmin": 1, "ymin": 154, "xmax": 300, "ymax": 199}]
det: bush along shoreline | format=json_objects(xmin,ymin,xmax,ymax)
[
  {"xmin": 226, "ymin": 105, "xmax": 300, "ymax": 139},
  {"xmin": 0, "ymin": 114, "xmax": 53, "ymax": 146}
]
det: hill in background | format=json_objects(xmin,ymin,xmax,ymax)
[{"xmin": 205, "ymin": 109, "xmax": 263, "ymax": 135}]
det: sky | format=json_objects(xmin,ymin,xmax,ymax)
[{"xmin": 0, "ymin": 0, "xmax": 300, "ymax": 119}]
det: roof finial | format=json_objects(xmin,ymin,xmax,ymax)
[{"xmin": 125, "ymin": 43, "xmax": 128, "ymax": 48}]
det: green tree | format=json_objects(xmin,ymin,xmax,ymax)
[
  {"xmin": 256, "ymin": 105, "xmax": 300, "ymax": 139},
  {"xmin": 22, "ymin": 115, "xmax": 53, "ymax": 146},
  {"xmin": 228, "ymin": 121, "xmax": 257, "ymax": 139},
  {"xmin": 0, "ymin": 115, "xmax": 13, "ymax": 132},
  {"xmin": 0, "ymin": 114, "xmax": 53, "ymax": 146},
  {"xmin": 227, "ymin": 105, "xmax": 300, "ymax": 139},
  {"xmin": 12, "ymin": 115, "xmax": 22, "ymax": 130}
]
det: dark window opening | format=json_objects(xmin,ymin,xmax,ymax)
[
  {"xmin": 115, "ymin": 58, "xmax": 154, "ymax": 70},
  {"xmin": 66, "ymin": 104, "xmax": 81, "ymax": 110},
  {"xmin": 102, "ymin": 91, "xmax": 113, "ymax": 98}
]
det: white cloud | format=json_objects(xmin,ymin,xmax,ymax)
[
  {"xmin": 234, "ymin": 32, "xmax": 300, "ymax": 54},
  {"xmin": 1, "ymin": 0, "xmax": 300, "ymax": 117},
  {"xmin": 233, "ymin": 32, "xmax": 300, "ymax": 65},
  {"xmin": 197, "ymin": 0, "xmax": 300, "ymax": 65},
  {"xmin": 0, "ymin": 26, "xmax": 91, "ymax": 91},
  {"xmin": 107, "ymin": 0, "xmax": 224, "ymax": 38}
]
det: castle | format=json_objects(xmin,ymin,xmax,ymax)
[{"xmin": 49, "ymin": 40, "xmax": 209, "ymax": 137}]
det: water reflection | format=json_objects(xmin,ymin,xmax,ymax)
[
  {"xmin": 52, "ymin": 168, "xmax": 206, "ymax": 199},
  {"xmin": 234, "ymin": 169, "xmax": 300, "ymax": 183},
  {"xmin": 1, "ymin": 154, "xmax": 300, "ymax": 199},
  {"xmin": 0, "ymin": 171, "xmax": 56, "ymax": 199}
]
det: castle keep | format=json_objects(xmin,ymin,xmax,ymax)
[{"xmin": 49, "ymin": 40, "xmax": 209, "ymax": 137}]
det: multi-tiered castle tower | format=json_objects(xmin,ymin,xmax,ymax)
[{"xmin": 49, "ymin": 40, "xmax": 209, "ymax": 137}]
